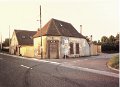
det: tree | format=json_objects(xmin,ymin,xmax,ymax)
[
  {"xmin": 101, "ymin": 36, "xmax": 108, "ymax": 43},
  {"xmin": 115, "ymin": 33, "xmax": 119, "ymax": 40},
  {"xmin": 115, "ymin": 33, "xmax": 119, "ymax": 52},
  {"xmin": 85, "ymin": 36, "xmax": 90, "ymax": 42},
  {"xmin": 109, "ymin": 35, "xmax": 115, "ymax": 43},
  {"xmin": 101, "ymin": 34, "xmax": 119, "ymax": 53},
  {"xmin": 97, "ymin": 40, "xmax": 101, "ymax": 45},
  {"xmin": 2, "ymin": 38, "xmax": 10, "ymax": 47},
  {"xmin": 93, "ymin": 41, "xmax": 97, "ymax": 44}
]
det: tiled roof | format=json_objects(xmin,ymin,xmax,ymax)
[
  {"xmin": 14, "ymin": 30, "xmax": 36, "ymax": 45},
  {"xmin": 33, "ymin": 18, "xmax": 85, "ymax": 38}
]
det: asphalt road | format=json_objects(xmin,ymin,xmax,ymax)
[
  {"xmin": 45, "ymin": 53, "xmax": 119, "ymax": 73},
  {"xmin": 0, "ymin": 53, "xmax": 119, "ymax": 87}
]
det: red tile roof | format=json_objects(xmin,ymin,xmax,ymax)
[{"xmin": 33, "ymin": 18, "xmax": 85, "ymax": 38}]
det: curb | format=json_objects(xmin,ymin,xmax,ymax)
[
  {"xmin": 107, "ymin": 62, "xmax": 119, "ymax": 72},
  {"xmin": 0, "ymin": 52, "xmax": 35, "ymax": 61}
]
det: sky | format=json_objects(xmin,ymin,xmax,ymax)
[{"xmin": 0, "ymin": 0, "xmax": 119, "ymax": 42}]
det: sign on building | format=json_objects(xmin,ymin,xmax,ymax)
[{"xmin": 61, "ymin": 37, "xmax": 70, "ymax": 56}]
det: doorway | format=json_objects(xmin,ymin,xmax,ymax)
[{"xmin": 48, "ymin": 40, "xmax": 59, "ymax": 59}]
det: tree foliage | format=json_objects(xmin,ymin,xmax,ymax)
[
  {"xmin": 101, "ymin": 34, "xmax": 119, "ymax": 53},
  {"xmin": 101, "ymin": 36, "xmax": 108, "ymax": 43},
  {"xmin": 109, "ymin": 35, "xmax": 115, "ymax": 43},
  {"xmin": 92, "ymin": 34, "xmax": 119, "ymax": 53},
  {"xmin": 2, "ymin": 38, "xmax": 11, "ymax": 47},
  {"xmin": 85, "ymin": 36, "xmax": 90, "ymax": 42}
]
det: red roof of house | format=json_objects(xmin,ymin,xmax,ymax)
[{"xmin": 33, "ymin": 18, "xmax": 85, "ymax": 38}]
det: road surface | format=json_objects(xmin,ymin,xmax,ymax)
[{"xmin": 0, "ymin": 53, "xmax": 119, "ymax": 87}]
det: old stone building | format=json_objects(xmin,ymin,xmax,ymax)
[
  {"xmin": 10, "ymin": 30, "xmax": 36, "ymax": 57},
  {"xmin": 33, "ymin": 18, "xmax": 90, "ymax": 59}
]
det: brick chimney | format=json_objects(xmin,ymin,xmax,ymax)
[
  {"xmin": 80, "ymin": 25, "xmax": 82, "ymax": 34},
  {"xmin": 90, "ymin": 35, "xmax": 93, "ymax": 42}
]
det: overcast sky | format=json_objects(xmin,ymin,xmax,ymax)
[{"xmin": 0, "ymin": 0, "xmax": 119, "ymax": 42}]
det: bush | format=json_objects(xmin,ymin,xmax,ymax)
[
  {"xmin": 108, "ymin": 55, "xmax": 119, "ymax": 69},
  {"xmin": 102, "ymin": 43, "xmax": 119, "ymax": 53}
]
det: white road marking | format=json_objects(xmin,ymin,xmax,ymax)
[
  {"xmin": 33, "ymin": 58, "xmax": 39, "ymax": 61},
  {"xmin": 63, "ymin": 62, "xmax": 67, "ymax": 64},
  {"xmin": 73, "ymin": 61, "xmax": 77, "ymax": 62},
  {"xmin": 76, "ymin": 60, "xmax": 81, "ymax": 62},
  {"xmin": 84, "ymin": 59, "xmax": 88, "ymax": 60},
  {"xmin": 33, "ymin": 59, "xmax": 61, "ymax": 65},
  {"xmin": 21, "ymin": 65, "xmax": 32, "ymax": 69},
  {"xmin": 39, "ymin": 60, "xmax": 61, "ymax": 65}
]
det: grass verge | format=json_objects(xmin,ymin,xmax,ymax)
[{"xmin": 107, "ymin": 55, "xmax": 119, "ymax": 69}]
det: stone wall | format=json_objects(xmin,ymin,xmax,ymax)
[{"xmin": 34, "ymin": 36, "xmax": 91, "ymax": 59}]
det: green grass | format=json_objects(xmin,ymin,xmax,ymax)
[{"xmin": 108, "ymin": 55, "xmax": 119, "ymax": 69}]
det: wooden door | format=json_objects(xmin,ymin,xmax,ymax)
[{"xmin": 48, "ymin": 40, "xmax": 59, "ymax": 59}]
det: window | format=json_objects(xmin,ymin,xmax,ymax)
[
  {"xmin": 76, "ymin": 43, "xmax": 79, "ymax": 54},
  {"xmin": 60, "ymin": 23, "xmax": 63, "ymax": 27},
  {"xmin": 70, "ymin": 43, "xmax": 74, "ymax": 54},
  {"xmin": 22, "ymin": 36, "xmax": 25, "ymax": 39}
]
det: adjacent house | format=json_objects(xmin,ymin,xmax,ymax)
[
  {"xmin": 10, "ymin": 30, "xmax": 36, "ymax": 57},
  {"xmin": 33, "ymin": 18, "xmax": 90, "ymax": 59}
]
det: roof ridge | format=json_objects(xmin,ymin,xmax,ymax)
[
  {"xmin": 52, "ymin": 19, "xmax": 61, "ymax": 35},
  {"xmin": 52, "ymin": 18, "xmax": 71, "ymax": 24},
  {"xmin": 14, "ymin": 29, "xmax": 36, "ymax": 32},
  {"xmin": 46, "ymin": 19, "xmax": 53, "ymax": 35}
]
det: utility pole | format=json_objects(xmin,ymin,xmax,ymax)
[
  {"xmin": 9, "ymin": 25, "xmax": 10, "ymax": 53},
  {"xmin": 40, "ymin": 5, "xmax": 43, "ymax": 59},
  {"xmin": 0, "ymin": 33, "xmax": 2, "ymax": 51}
]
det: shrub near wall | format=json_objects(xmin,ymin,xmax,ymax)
[{"xmin": 108, "ymin": 55, "xmax": 119, "ymax": 69}]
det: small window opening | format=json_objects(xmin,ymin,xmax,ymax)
[{"xmin": 22, "ymin": 36, "xmax": 25, "ymax": 38}]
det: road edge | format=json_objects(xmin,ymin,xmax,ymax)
[{"xmin": 106, "ymin": 62, "xmax": 119, "ymax": 72}]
